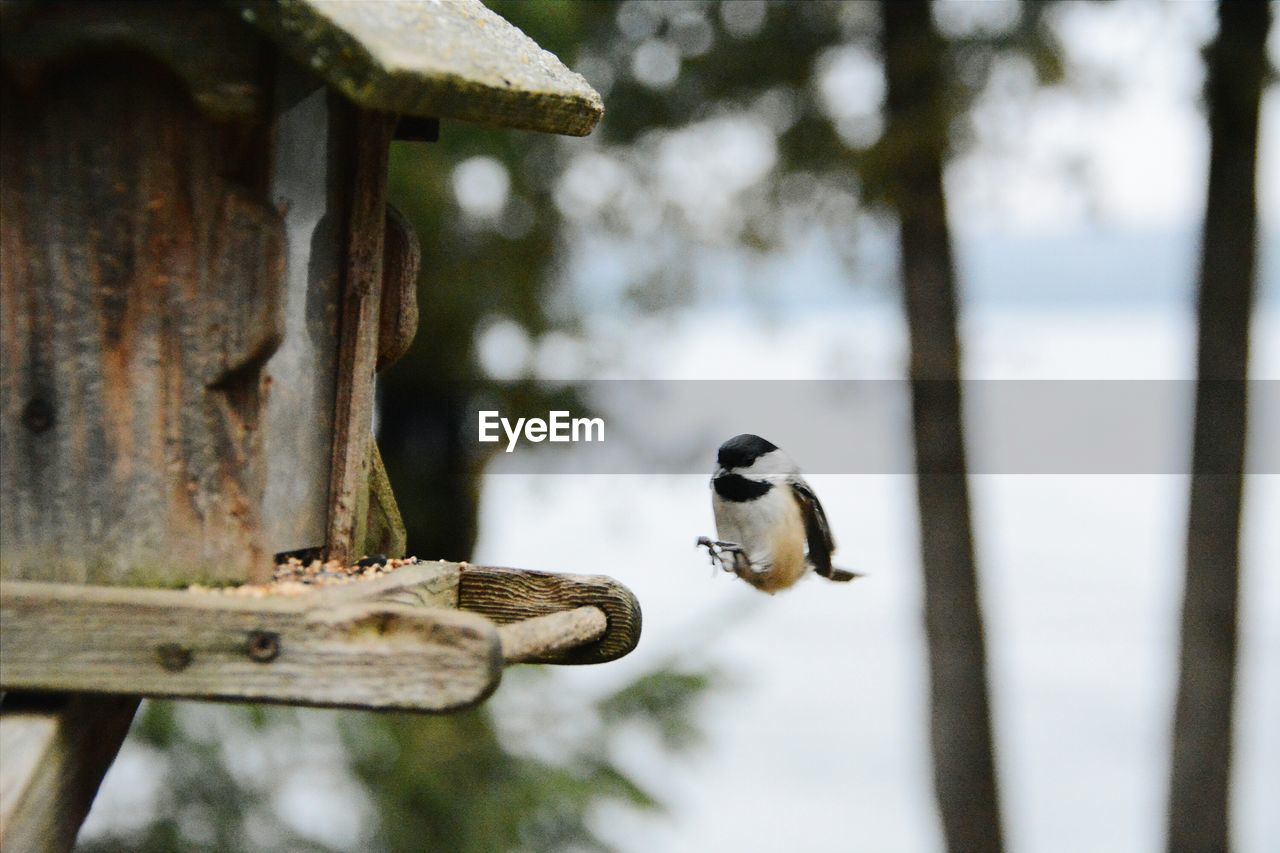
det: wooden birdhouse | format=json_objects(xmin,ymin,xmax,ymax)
[{"xmin": 0, "ymin": 2, "xmax": 639, "ymax": 849}]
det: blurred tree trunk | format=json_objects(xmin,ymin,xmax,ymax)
[
  {"xmin": 879, "ymin": 3, "xmax": 1004, "ymax": 852},
  {"xmin": 1167, "ymin": 3, "xmax": 1270, "ymax": 852}
]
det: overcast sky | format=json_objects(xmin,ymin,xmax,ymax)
[{"xmin": 951, "ymin": 0, "xmax": 1279, "ymax": 236}]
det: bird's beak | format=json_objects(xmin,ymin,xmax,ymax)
[{"xmin": 713, "ymin": 466, "xmax": 728, "ymax": 479}]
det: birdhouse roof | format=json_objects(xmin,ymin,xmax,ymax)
[{"xmin": 234, "ymin": 0, "xmax": 603, "ymax": 136}]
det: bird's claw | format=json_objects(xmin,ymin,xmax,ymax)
[
  {"xmin": 696, "ymin": 536, "xmax": 726, "ymax": 571},
  {"xmin": 696, "ymin": 536, "xmax": 749, "ymax": 575}
]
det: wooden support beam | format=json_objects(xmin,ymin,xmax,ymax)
[
  {"xmin": 326, "ymin": 110, "xmax": 395, "ymax": 564},
  {"xmin": 0, "ymin": 563, "xmax": 642, "ymax": 709},
  {"xmin": 0, "ymin": 694, "xmax": 138, "ymax": 853},
  {"xmin": 0, "ymin": 564, "xmax": 502, "ymax": 713}
]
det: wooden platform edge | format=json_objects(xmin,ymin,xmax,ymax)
[
  {"xmin": 0, "ymin": 562, "xmax": 641, "ymax": 710},
  {"xmin": 0, "ymin": 568, "xmax": 501, "ymax": 714}
]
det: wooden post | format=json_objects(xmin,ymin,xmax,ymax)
[
  {"xmin": 0, "ymin": 696, "xmax": 139, "ymax": 853},
  {"xmin": 326, "ymin": 112, "xmax": 396, "ymax": 564}
]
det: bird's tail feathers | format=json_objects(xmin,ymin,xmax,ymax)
[{"xmin": 825, "ymin": 566, "xmax": 863, "ymax": 582}]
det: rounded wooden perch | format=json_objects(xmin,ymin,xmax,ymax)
[
  {"xmin": 458, "ymin": 565, "xmax": 643, "ymax": 665},
  {"xmin": 498, "ymin": 606, "xmax": 608, "ymax": 664}
]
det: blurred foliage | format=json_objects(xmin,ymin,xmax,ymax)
[
  {"xmin": 80, "ymin": 663, "xmax": 719, "ymax": 852},
  {"xmin": 78, "ymin": 703, "xmax": 333, "ymax": 853},
  {"xmin": 599, "ymin": 671, "xmax": 716, "ymax": 751}
]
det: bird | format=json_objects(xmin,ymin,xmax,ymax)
[{"xmin": 698, "ymin": 433, "xmax": 861, "ymax": 594}]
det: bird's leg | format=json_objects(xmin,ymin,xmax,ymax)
[
  {"xmin": 695, "ymin": 536, "xmax": 726, "ymax": 573},
  {"xmin": 696, "ymin": 536, "xmax": 747, "ymax": 574},
  {"xmin": 717, "ymin": 542, "xmax": 752, "ymax": 574}
]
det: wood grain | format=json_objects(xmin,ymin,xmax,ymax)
[
  {"xmin": 325, "ymin": 109, "xmax": 395, "ymax": 564},
  {"xmin": 0, "ymin": 562, "xmax": 639, "ymax": 716},
  {"xmin": 0, "ymin": 565, "xmax": 503, "ymax": 713},
  {"xmin": 499, "ymin": 606, "xmax": 607, "ymax": 664},
  {"xmin": 459, "ymin": 566, "xmax": 642, "ymax": 665},
  {"xmin": 0, "ymin": 53, "xmax": 284, "ymax": 586},
  {"xmin": 316, "ymin": 561, "xmax": 459, "ymax": 609},
  {"xmin": 257, "ymin": 60, "xmax": 346, "ymax": 557},
  {"xmin": 0, "ymin": 695, "xmax": 138, "ymax": 853}
]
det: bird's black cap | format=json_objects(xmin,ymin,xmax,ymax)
[{"xmin": 717, "ymin": 433, "xmax": 778, "ymax": 469}]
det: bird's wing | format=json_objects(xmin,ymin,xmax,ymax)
[{"xmin": 790, "ymin": 478, "xmax": 839, "ymax": 578}]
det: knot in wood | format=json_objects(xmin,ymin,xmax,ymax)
[
  {"xmin": 246, "ymin": 630, "xmax": 280, "ymax": 663},
  {"xmin": 156, "ymin": 643, "xmax": 192, "ymax": 672},
  {"xmin": 21, "ymin": 398, "xmax": 54, "ymax": 433}
]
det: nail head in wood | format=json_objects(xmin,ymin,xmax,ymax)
[
  {"xmin": 155, "ymin": 644, "xmax": 192, "ymax": 672},
  {"xmin": 246, "ymin": 631, "xmax": 280, "ymax": 663}
]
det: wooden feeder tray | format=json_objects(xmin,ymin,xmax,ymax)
[{"xmin": 0, "ymin": 560, "xmax": 642, "ymax": 714}]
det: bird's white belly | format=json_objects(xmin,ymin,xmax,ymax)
[{"xmin": 713, "ymin": 488, "xmax": 808, "ymax": 592}]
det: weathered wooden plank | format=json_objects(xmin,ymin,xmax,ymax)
[
  {"xmin": 258, "ymin": 60, "xmax": 346, "ymax": 557},
  {"xmin": 1, "ymin": 562, "xmax": 639, "ymax": 711},
  {"xmin": 0, "ymin": 565, "xmax": 502, "ymax": 712},
  {"xmin": 0, "ymin": 53, "xmax": 284, "ymax": 586},
  {"xmin": 316, "ymin": 561, "xmax": 457, "ymax": 609},
  {"xmin": 459, "ymin": 566, "xmax": 642, "ymax": 665},
  {"xmin": 326, "ymin": 109, "xmax": 395, "ymax": 564},
  {"xmin": 499, "ymin": 606, "xmax": 607, "ymax": 664},
  {"xmin": 0, "ymin": 695, "xmax": 138, "ymax": 853},
  {"xmin": 356, "ymin": 202, "xmax": 419, "ymax": 562},
  {"xmin": 233, "ymin": 0, "xmax": 604, "ymax": 136}
]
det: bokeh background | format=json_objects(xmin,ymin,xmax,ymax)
[{"xmin": 81, "ymin": 2, "xmax": 1277, "ymax": 851}]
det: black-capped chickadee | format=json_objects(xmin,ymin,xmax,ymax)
[{"xmin": 698, "ymin": 434, "xmax": 861, "ymax": 594}]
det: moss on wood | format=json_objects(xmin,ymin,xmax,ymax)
[{"xmin": 233, "ymin": 0, "xmax": 603, "ymax": 136}]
